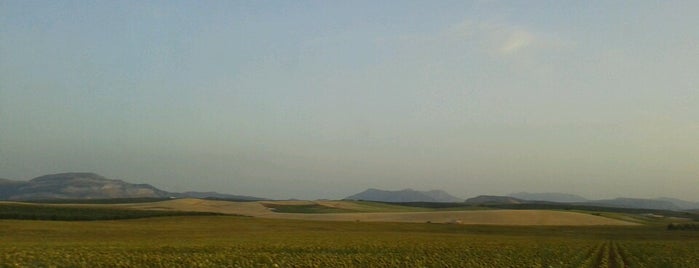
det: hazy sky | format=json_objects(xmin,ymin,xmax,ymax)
[{"xmin": 1, "ymin": 1, "xmax": 698, "ymax": 200}]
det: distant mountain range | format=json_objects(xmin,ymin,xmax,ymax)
[
  {"xmin": 2, "ymin": 173, "xmax": 697, "ymax": 211},
  {"xmin": 345, "ymin": 189, "xmax": 699, "ymax": 211},
  {"xmin": 507, "ymin": 192, "xmax": 699, "ymax": 211},
  {"xmin": 345, "ymin": 188, "xmax": 463, "ymax": 203},
  {"xmin": 656, "ymin": 197, "xmax": 699, "ymax": 211},
  {"xmin": 0, "ymin": 173, "xmax": 264, "ymax": 201},
  {"xmin": 509, "ymin": 192, "xmax": 588, "ymax": 203}
]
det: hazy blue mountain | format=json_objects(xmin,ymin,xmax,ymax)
[
  {"xmin": 464, "ymin": 195, "xmax": 523, "ymax": 204},
  {"xmin": 0, "ymin": 173, "xmax": 265, "ymax": 201},
  {"xmin": 509, "ymin": 192, "xmax": 589, "ymax": 203},
  {"xmin": 657, "ymin": 197, "xmax": 699, "ymax": 210},
  {"xmin": 589, "ymin": 198, "xmax": 680, "ymax": 211},
  {"xmin": 176, "ymin": 191, "xmax": 267, "ymax": 201},
  {"xmin": 0, "ymin": 178, "xmax": 23, "ymax": 185},
  {"xmin": 0, "ymin": 178, "xmax": 25, "ymax": 198},
  {"xmin": 422, "ymin": 190, "xmax": 464, "ymax": 202},
  {"xmin": 507, "ymin": 192, "xmax": 698, "ymax": 211},
  {"xmin": 0, "ymin": 173, "xmax": 171, "ymax": 200},
  {"xmin": 345, "ymin": 188, "xmax": 462, "ymax": 203}
]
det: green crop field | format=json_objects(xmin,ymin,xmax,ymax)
[
  {"xmin": 2, "ymin": 215, "xmax": 699, "ymax": 267},
  {"xmin": 0, "ymin": 202, "xmax": 222, "ymax": 221}
]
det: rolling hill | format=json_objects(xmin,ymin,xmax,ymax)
[
  {"xmin": 0, "ymin": 173, "xmax": 170, "ymax": 200},
  {"xmin": 345, "ymin": 188, "xmax": 462, "ymax": 203}
]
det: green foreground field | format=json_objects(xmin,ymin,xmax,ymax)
[{"xmin": 2, "ymin": 215, "xmax": 699, "ymax": 267}]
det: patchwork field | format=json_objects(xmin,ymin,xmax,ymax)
[
  {"xmin": 115, "ymin": 199, "xmax": 638, "ymax": 226},
  {"xmin": 1, "ymin": 215, "xmax": 698, "ymax": 267}
]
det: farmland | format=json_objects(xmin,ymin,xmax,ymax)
[
  {"xmin": 111, "ymin": 199, "xmax": 640, "ymax": 226},
  {"xmin": 2, "ymin": 214, "xmax": 699, "ymax": 267}
]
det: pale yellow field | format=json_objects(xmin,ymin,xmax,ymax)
[{"xmin": 115, "ymin": 199, "xmax": 638, "ymax": 226}]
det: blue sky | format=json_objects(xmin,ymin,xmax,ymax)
[{"xmin": 1, "ymin": 1, "xmax": 698, "ymax": 200}]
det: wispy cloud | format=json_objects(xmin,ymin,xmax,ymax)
[
  {"xmin": 499, "ymin": 30, "xmax": 535, "ymax": 54},
  {"xmin": 378, "ymin": 19, "xmax": 541, "ymax": 56}
]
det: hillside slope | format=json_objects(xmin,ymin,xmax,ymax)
[
  {"xmin": 0, "ymin": 173, "xmax": 265, "ymax": 201},
  {"xmin": 509, "ymin": 192, "xmax": 588, "ymax": 203},
  {"xmin": 0, "ymin": 173, "xmax": 170, "ymax": 200},
  {"xmin": 345, "ymin": 188, "xmax": 462, "ymax": 203}
]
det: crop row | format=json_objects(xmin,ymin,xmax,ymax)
[{"xmin": 0, "ymin": 239, "xmax": 651, "ymax": 267}]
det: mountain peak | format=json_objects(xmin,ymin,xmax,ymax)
[
  {"xmin": 30, "ymin": 172, "xmax": 108, "ymax": 183},
  {"xmin": 4, "ymin": 172, "xmax": 168, "ymax": 200},
  {"xmin": 1, "ymin": 172, "xmax": 266, "ymax": 201}
]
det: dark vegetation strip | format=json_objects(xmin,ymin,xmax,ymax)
[
  {"xmin": 0, "ymin": 203, "xmax": 223, "ymax": 221},
  {"xmin": 24, "ymin": 197, "xmax": 264, "ymax": 204},
  {"xmin": 199, "ymin": 197, "xmax": 266, "ymax": 202},
  {"xmin": 372, "ymin": 201, "xmax": 474, "ymax": 209},
  {"xmin": 667, "ymin": 223, "xmax": 699, "ymax": 231},
  {"xmin": 261, "ymin": 204, "xmax": 354, "ymax": 213},
  {"xmin": 484, "ymin": 203, "xmax": 699, "ymax": 220},
  {"xmin": 373, "ymin": 201, "xmax": 699, "ymax": 221},
  {"xmin": 23, "ymin": 197, "xmax": 173, "ymax": 204}
]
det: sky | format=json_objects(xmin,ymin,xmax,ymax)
[{"xmin": 1, "ymin": 1, "xmax": 698, "ymax": 200}]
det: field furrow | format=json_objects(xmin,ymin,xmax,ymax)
[
  {"xmin": 616, "ymin": 242, "xmax": 643, "ymax": 268},
  {"xmin": 609, "ymin": 241, "xmax": 624, "ymax": 268},
  {"xmin": 591, "ymin": 241, "xmax": 610, "ymax": 268}
]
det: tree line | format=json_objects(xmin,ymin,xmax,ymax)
[{"xmin": 667, "ymin": 223, "xmax": 699, "ymax": 231}]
